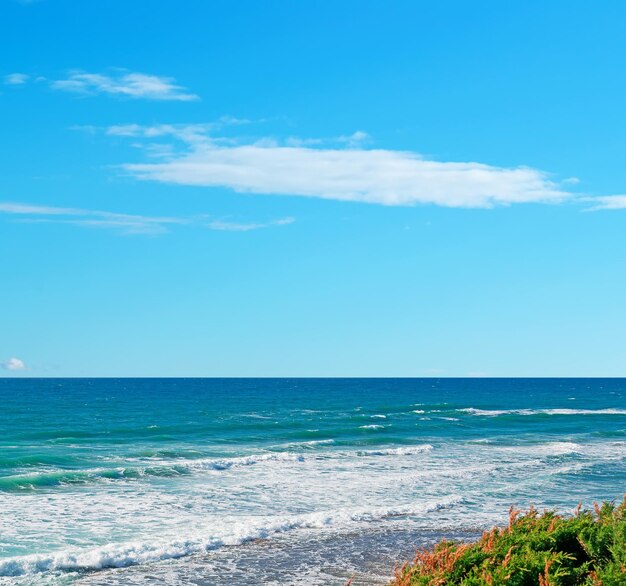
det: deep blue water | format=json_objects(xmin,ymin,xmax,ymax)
[{"xmin": 0, "ymin": 378, "xmax": 624, "ymax": 584}]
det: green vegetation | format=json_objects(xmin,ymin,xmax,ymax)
[{"xmin": 391, "ymin": 498, "xmax": 626, "ymax": 585}]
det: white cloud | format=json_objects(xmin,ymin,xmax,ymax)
[
  {"xmin": 0, "ymin": 201, "xmax": 294, "ymax": 235},
  {"xmin": 51, "ymin": 71, "xmax": 198, "ymax": 101},
  {"xmin": 123, "ymin": 141, "xmax": 570, "ymax": 208},
  {"xmin": 4, "ymin": 73, "xmax": 29, "ymax": 85},
  {"xmin": 583, "ymin": 195, "xmax": 626, "ymax": 211},
  {"xmin": 100, "ymin": 123, "xmax": 626, "ymax": 210},
  {"xmin": 2, "ymin": 357, "xmax": 26, "ymax": 371},
  {"xmin": 207, "ymin": 217, "xmax": 295, "ymax": 231}
]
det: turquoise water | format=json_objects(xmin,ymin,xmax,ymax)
[{"xmin": 0, "ymin": 378, "xmax": 625, "ymax": 584}]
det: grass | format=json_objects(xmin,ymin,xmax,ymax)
[{"xmin": 390, "ymin": 497, "xmax": 626, "ymax": 585}]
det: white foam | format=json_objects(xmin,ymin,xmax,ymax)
[
  {"xmin": 191, "ymin": 452, "xmax": 305, "ymax": 471},
  {"xmin": 504, "ymin": 440, "xmax": 626, "ymax": 459},
  {"xmin": 356, "ymin": 445, "xmax": 433, "ymax": 457},
  {"xmin": 546, "ymin": 463, "xmax": 587, "ymax": 475},
  {"xmin": 240, "ymin": 413, "xmax": 272, "ymax": 419},
  {"xmin": 528, "ymin": 442, "xmax": 583, "ymax": 456},
  {"xmin": 542, "ymin": 408, "xmax": 626, "ymax": 415},
  {"xmin": 460, "ymin": 407, "xmax": 626, "ymax": 417},
  {"xmin": 0, "ymin": 496, "xmax": 461, "ymax": 577},
  {"xmin": 276, "ymin": 440, "xmax": 335, "ymax": 450},
  {"xmin": 460, "ymin": 408, "xmax": 527, "ymax": 416},
  {"xmin": 358, "ymin": 424, "xmax": 384, "ymax": 430}
]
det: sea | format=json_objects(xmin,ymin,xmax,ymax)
[{"xmin": 0, "ymin": 378, "xmax": 624, "ymax": 585}]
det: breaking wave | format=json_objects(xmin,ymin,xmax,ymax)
[
  {"xmin": 0, "ymin": 452, "xmax": 306, "ymax": 492},
  {"xmin": 460, "ymin": 408, "xmax": 626, "ymax": 417},
  {"xmin": 356, "ymin": 445, "xmax": 433, "ymax": 457},
  {"xmin": 0, "ymin": 496, "xmax": 462, "ymax": 577},
  {"xmin": 0, "ymin": 445, "xmax": 436, "ymax": 492}
]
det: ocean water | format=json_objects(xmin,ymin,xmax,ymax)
[{"xmin": 0, "ymin": 378, "xmax": 625, "ymax": 585}]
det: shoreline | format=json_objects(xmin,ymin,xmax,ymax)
[{"xmin": 25, "ymin": 527, "xmax": 481, "ymax": 586}]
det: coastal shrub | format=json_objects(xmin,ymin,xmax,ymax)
[{"xmin": 391, "ymin": 498, "xmax": 626, "ymax": 585}]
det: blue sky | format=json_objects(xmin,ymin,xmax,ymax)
[{"xmin": 2, "ymin": 0, "xmax": 626, "ymax": 376}]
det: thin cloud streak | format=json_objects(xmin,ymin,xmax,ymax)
[
  {"xmin": 51, "ymin": 71, "xmax": 198, "ymax": 101},
  {"xmin": 0, "ymin": 201, "xmax": 184, "ymax": 234},
  {"xmin": 207, "ymin": 217, "xmax": 295, "ymax": 232},
  {"xmin": 4, "ymin": 73, "xmax": 29, "ymax": 85},
  {"xmin": 0, "ymin": 201, "xmax": 294, "ymax": 235},
  {"xmin": 583, "ymin": 195, "xmax": 626, "ymax": 211},
  {"xmin": 104, "ymin": 118, "xmax": 253, "ymax": 144},
  {"xmin": 17, "ymin": 218, "xmax": 175, "ymax": 235}
]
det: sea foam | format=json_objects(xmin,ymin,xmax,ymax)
[
  {"xmin": 460, "ymin": 407, "xmax": 626, "ymax": 417},
  {"xmin": 0, "ymin": 496, "xmax": 461, "ymax": 577}
]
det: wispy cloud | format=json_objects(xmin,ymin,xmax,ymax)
[
  {"xmin": 0, "ymin": 202, "xmax": 294, "ymax": 235},
  {"xmin": 285, "ymin": 130, "xmax": 370, "ymax": 148},
  {"xmin": 0, "ymin": 202, "xmax": 188, "ymax": 235},
  {"xmin": 51, "ymin": 70, "xmax": 198, "ymax": 101},
  {"xmin": 207, "ymin": 217, "xmax": 295, "ymax": 232},
  {"xmin": 121, "ymin": 138, "xmax": 570, "ymax": 208},
  {"xmin": 105, "ymin": 121, "xmax": 246, "ymax": 145},
  {"xmin": 4, "ymin": 73, "xmax": 29, "ymax": 85},
  {"xmin": 583, "ymin": 195, "xmax": 626, "ymax": 211},
  {"xmin": 106, "ymin": 123, "xmax": 211, "ymax": 141},
  {"xmin": 1, "ymin": 357, "xmax": 26, "ymax": 371}
]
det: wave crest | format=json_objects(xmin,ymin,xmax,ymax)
[
  {"xmin": 0, "ymin": 452, "xmax": 306, "ymax": 492},
  {"xmin": 460, "ymin": 407, "xmax": 626, "ymax": 417}
]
